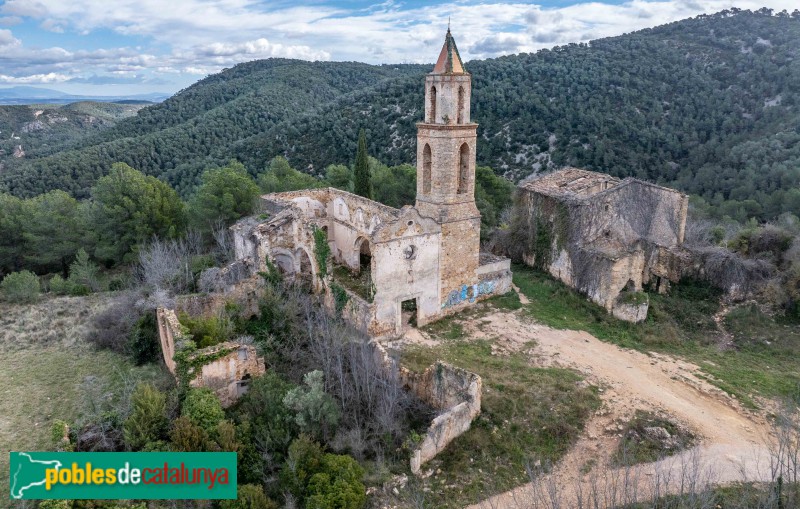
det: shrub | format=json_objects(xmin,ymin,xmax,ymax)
[
  {"xmin": 280, "ymin": 435, "xmax": 326, "ymax": 503},
  {"xmin": 612, "ymin": 410, "xmax": 695, "ymax": 466},
  {"xmin": 68, "ymin": 248, "xmax": 101, "ymax": 293},
  {"xmin": 123, "ymin": 383, "xmax": 168, "ymax": 451},
  {"xmin": 219, "ymin": 484, "xmax": 278, "ymax": 509},
  {"xmin": 86, "ymin": 292, "xmax": 142, "ymax": 353},
  {"xmin": 305, "ymin": 454, "xmax": 366, "ymax": 509},
  {"xmin": 50, "ymin": 419, "xmax": 73, "ymax": 451},
  {"xmin": 179, "ymin": 312, "xmax": 232, "ymax": 348},
  {"xmin": 0, "ymin": 270, "xmax": 41, "ymax": 303},
  {"xmin": 618, "ymin": 290, "xmax": 649, "ymax": 306},
  {"xmin": 283, "ymin": 371, "xmax": 340, "ymax": 441},
  {"xmin": 233, "ymin": 372, "xmax": 298, "ymax": 481},
  {"xmin": 279, "ymin": 437, "xmax": 365, "ymax": 509},
  {"xmin": 129, "ymin": 311, "xmax": 160, "ymax": 365},
  {"xmin": 182, "ymin": 388, "xmax": 225, "ymax": 434},
  {"xmin": 169, "ymin": 415, "xmax": 210, "ymax": 452},
  {"xmin": 38, "ymin": 501, "xmax": 72, "ymax": 509},
  {"xmin": 49, "ymin": 274, "xmax": 74, "ymax": 295}
]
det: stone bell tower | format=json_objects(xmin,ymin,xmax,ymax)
[{"xmin": 415, "ymin": 28, "xmax": 481, "ymax": 303}]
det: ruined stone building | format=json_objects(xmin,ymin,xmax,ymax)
[
  {"xmin": 232, "ymin": 29, "xmax": 512, "ymax": 337},
  {"xmin": 516, "ymin": 168, "xmax": 689, "ymax": 322}
]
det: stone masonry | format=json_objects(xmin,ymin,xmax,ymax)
[
  {"xmin": 231, "ymin": 28, "xmax": 512, "ymax": 337},
  {"xmin": 516, "ymin": 168, "xmax": 690, "ymax": 322}
]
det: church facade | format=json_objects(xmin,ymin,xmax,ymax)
[{"xmin": 231, "ymin": 29, "xmax": 512, "ymax": 337}]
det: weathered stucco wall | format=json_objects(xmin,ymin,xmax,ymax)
[
  {"xmin": 156, "ymin": 307, "xmax": 266, "ymax": 407},
  {"xmin": 188, "ymin": 342, "xmax": 266, "ymax": 408},
  {"xmin": 516, "ymin": 169, "xmax": 689, "ymax": 322},
  {"xmin": 370, "ymin": 341, "xmax": 482, "ymax": 475},
  {"xmin": 372, "ymin": 207, "xmax": 442, "ymax": 332},
  {"xmin": 402, "ymin": 361, "xmax": 482, "ymax": 474}
]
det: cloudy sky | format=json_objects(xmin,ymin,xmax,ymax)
[{"xmin": 0, "ymin": 0, "xmax": 797, "ymax": 96}]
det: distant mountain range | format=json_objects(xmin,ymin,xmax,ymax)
[
  {"xmin": 1, "ymin": 10, "xmax": 799, "ymax": 222},
  {"xmin": 0, "ymin": 86, "xmax": 169, "ymax": 105}
]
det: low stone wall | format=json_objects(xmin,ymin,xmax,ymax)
[
  {"xmin": 403, "ymin": 362, "xmax": 482, "ymax": 474},
  {"xmin": 369, "ymin": 341, "xmax": 482, "ymax": 474}
]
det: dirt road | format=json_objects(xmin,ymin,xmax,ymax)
[{"xmin": 410, "ymin": 310, "xmax": 775, "ymax": 508}]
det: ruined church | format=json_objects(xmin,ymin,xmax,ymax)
[{"xmin": 232, "ymin": 29, "xmax": 512, "ymax": 337}]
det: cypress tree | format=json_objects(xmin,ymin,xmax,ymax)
[{"xmin": 353, "ymin": 129, "xmax": 373, "ymax": 199}]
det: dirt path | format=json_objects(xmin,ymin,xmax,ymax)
[{"xmin": 404, "ymin": 310, "xmax": 775, "ymax": 508}]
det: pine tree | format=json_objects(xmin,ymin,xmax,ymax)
[{"xmin": 353, "ymin": 129, "xmax": 372, "ymax": 199}]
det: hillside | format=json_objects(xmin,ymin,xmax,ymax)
[
  {"xmin": 0, "ymin": 101, "xmax": 150, "ymax": 172},
  {"xmin": 2, "ymin": 10, "xmax": 799, "ymax": 220}
]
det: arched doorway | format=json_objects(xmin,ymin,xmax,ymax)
[
  {"xmin": 296, "ymin": 248, "xmax": 315, "ymax": 292},
  {"xmin": 273, "ymin": 249, "xmax": 295, "ymax": 276},
  {"xmin": 355, "ymin": 237, "xmax": 372, "ymax": 274}
]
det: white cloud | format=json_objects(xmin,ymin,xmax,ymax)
[
  {"xmin": 0, "ymin": 72, "xmax": 70, "ymax": 83},
  {"xmin": 0, "ymin": 0, "xmax": 798, "ymax": 91},
  {"xmin": 0, "ymin": 28, "xmax": 21, "ymax": 48},
  {"xmin": 0, "ymin": 15, "xmax": 23, "ymax": 25}
]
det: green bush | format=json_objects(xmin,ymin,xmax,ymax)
[
  {"xmin": 49, "ymin": 274, "xmax": 74, "ymax": 295},
  {"xmin": 306, "ymin": 454, "xmax": 366, "ymax": 509},
  {"xmin": 129, "ymin": 312, "xmax": 160, "ymax": 365},
  {"xmin": 179, "ymin": 312, "xmax": 231, "ymax": 348},
  {"xmin": 182, "ymin": 388, "xmax": 225, "ymax": 434},
  {"xmin": 232, "ymin": 372, "xmax": 298, "ymax": 479},
  {"xmin": 279, "ymin": 437, "xmax": 365, "ymax": 509},
  {"xmin": 220, "ymin": 484, "xmax": 278, "ymax": 509},
  {"xmin": 124, "ymin": 383, "xmax": 168, "ymax": 451},
  {"xmin": 283, "ymin": 371, "xmax": 340, "ymax": 440},
  {"xmin": 68, "ymin": 248, "xmax": 101, "ymax": 293},
  {"xmin": 1, "ymin": 270, "xmax": 41, "ymax": 303},
  {"xmin": 169, "ymin": 415, "xmax": 210, "ymax": 452},
  {"xmin": 280, "ymin": 435, "xmax": 325, "ymax": 503}
]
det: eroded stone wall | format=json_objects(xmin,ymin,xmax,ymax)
[
  {"xmin": 370, "ymin": 341, "xmax": 483, "ymax": 475},
  {"xmin": 156, "ymin": 307, "xmax": 266, "ymax": 407},
  {"xmin": 516, "ymin": 170, "xmax": 690, "ymax": 322},
  {"xmin": 402, "ymin": 361, "xmax": 482, "ymax": 474},
  {"xmin": 187, "ymin": 342, "xmax": 265, "ymax": 408}
]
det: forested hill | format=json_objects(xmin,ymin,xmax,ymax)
[{"xmin": 2, "ymin": 9, "xmax": 800, "ymax": 221}]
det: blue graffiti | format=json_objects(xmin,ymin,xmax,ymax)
[{"xmin": 441, "ymin": 280, "xmax": 497, "ymax": 309}]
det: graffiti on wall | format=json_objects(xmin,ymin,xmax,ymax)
[{"xmin": 442, "ymin": 280, "xmax": 497, "ymax": 309}]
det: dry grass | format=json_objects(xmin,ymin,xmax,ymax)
[{"xmin": 0, "ymin": 295, "xmax": 163, "ymax": 501}]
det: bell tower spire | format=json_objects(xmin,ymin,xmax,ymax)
[{"xmin": 415, "ymin": 27, "xmax": 481, "ymax": 305}]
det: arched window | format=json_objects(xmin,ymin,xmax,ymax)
[
  {"xmin": 457, "ymin": 143, "xmax": 469, "ymax": 194},
  {"xmin": 429, "ymin": 86, "xmax": 437, "ymax": 123},
  {"xmin": 422, "ymin": 144, "xmax": 432, "ymax": 194},
  {"xmin": 457, "ymin": 86, "xmax": 465, "ymax": 124}
]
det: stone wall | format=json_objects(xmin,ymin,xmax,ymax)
[
  {"xmin": 156, "ymin": 308, "xmax": 182, "ymax": 374},
  {"xmin": 156, "ymin": 307, "xmax": 266, "ymax": 407},
  {"xmin": 401, "ymin": 362, "xmax": 482, "ymax": 474},
  {"xmin": 186, "ymin": 341, "xmax": 266, "ymax": 408},
  {"xmin": 515, "ymin": 169, "xmax": 689, "ymax": 322},
  {"xmin": 178, "ymin": 274, "xmax": 266, "ymax": 320},
  {"xmin": 369, "ymin": 341, "xmax": 482, "ymax": 475}
]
